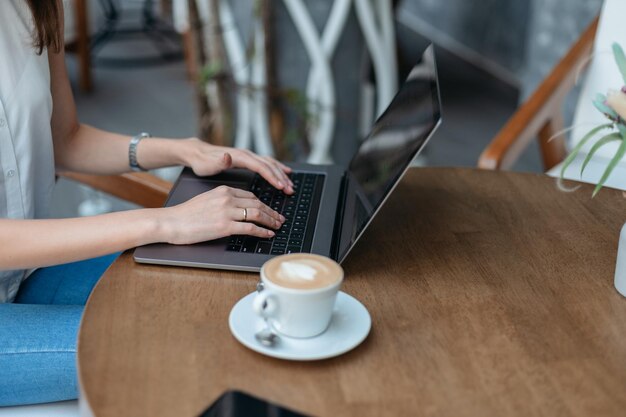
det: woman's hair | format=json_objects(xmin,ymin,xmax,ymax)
[{"xmin": 26, "ymin": 0, "xmax": 61, "ymax": 54}]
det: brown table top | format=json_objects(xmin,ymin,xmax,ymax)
[{"xmin": 78, "ymin": 168, "xmax": 626, "ymax": 417}]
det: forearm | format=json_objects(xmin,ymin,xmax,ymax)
[
  {"xmin": 54, "ymin": 124, "xmax": 191, "ymax": 174},
  {"xmin": 48, "ymin": 28, "xmax": 194, "ymax": 176},
  {"xmin": 54, "ymin": 126, "xmax": 293, "ymax": 194},
  {"xmin": 0, "ymin": 209, "xmax": 163, "ymax": 270},
  {"xmin": 0, "ymin": 183, "xmax": 285, "ymax": 270}
]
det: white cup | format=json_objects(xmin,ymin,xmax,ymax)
[{"xmin": 253, "ymin": 254, "xmax": 344, "ymax": 338}]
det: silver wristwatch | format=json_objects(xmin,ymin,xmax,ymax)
[{"xmin": 129, "ymin": 132, "xmax": 151, "ymax": 172}]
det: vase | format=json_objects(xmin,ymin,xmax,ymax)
[{"xmin": 615, "ymin": 222, "xmax": 626, "ymax": 297}]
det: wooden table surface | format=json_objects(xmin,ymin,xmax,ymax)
[{"xmin": 78, "ymin": 168, "xmax": 626, "ymax": 417}]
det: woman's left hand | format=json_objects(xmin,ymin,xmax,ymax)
[{"xmin": 181, "ymin": 138, "xmax": 294, "ymax": 194}]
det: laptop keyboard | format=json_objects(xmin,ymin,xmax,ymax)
[{"xmin": 226, "ymin": 173, "xmax": 324, "ymax": 255}]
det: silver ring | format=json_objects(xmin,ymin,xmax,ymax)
[{"xmin": 243, "ymin": 208, "xmax": 248, "ymax": 222}]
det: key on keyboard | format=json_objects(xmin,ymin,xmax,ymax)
[{"xmin": 226, "ymin": 173, "xmax": 324, "ymax": 255}]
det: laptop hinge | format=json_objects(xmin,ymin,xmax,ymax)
[{"xmin": 329, "ymin": 173, "xmax": 349, "ymax": 261}]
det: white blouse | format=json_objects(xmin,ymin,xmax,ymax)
[{"xmin": 0, "ymin": 0, "xmax": 56, "ymax": 302}]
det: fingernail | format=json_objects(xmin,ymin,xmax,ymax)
[
  {"xmin": 280, "ymin": 215, "xmax": 286, "ymax": 222},
  {"xmin": 277, "ymin": 181, "xmax": 284, "ymax": 188},
  {"xmin": 268, "ymin": 230, "xmax": 275, "ymax": 237}
]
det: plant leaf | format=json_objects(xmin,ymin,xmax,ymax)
[
  {"xmin": 560, "ymin": 123, "xmax": 613, "ymax": 179},
  {"xmin": 613, "ymin": 43, "xmax": 626, "ymax": 85},
  {"xmin": 199, "ymin": 61, "xmax": 224, "ymax": 86},
  {"xmin": 580, "ymin": 132, "xmax": 621, "ymax": 175},
  {"xmin": 593, "ymin": 94, "xmax": 619, "ymax": 119},
  {"xmin": 592, "ymin": 124, "xmax": 626, "ymax": 196}
]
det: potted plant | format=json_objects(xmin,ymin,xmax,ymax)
[{"xmin": 560, "ymin": 42, "xmax": 626, "ymax": 297}]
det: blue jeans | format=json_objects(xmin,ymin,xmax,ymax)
[{"xmin": 0, "ymin": 254, "xmax": 118, "ymax": 407}]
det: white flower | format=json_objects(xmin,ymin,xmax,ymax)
[{"xmin": 606, "ymin": 90, "xmax": 626, "ymax": 121}]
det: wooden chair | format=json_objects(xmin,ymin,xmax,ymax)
[
  {"xmin": 59, "ymin": 171, "xmax": 172, "ymax": 208},
  {"xmin": 478, "ymin": 17, "xmax": 599, "ymax": 171},
  {"xmin": 64, "ymin": 0, "xmax": 93, "ymax": 92}
]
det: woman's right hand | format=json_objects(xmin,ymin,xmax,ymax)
[{"xmin": 157, "ymin": 185, "xmax": 285, "ymax": 245}]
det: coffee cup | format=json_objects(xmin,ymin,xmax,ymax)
[{"xmin": 253, "ymin": 253, "xmax": 344, "ymax": 338}]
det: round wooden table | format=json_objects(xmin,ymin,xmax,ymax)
[{"xmin": 78, "ymin": 168, "xmax": 626, "ymax": 417}]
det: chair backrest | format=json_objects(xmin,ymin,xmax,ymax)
[{"xmin": 478, "ymin": 17, "xmax": 598, "ymax": 170}]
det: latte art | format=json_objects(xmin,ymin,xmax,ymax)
[
  {"xmin": 263, "ymin": 254, "xmax": 343, "ymax": 290},
  {"xmin": 279, "ymin": 260, "xmax": 325, "ymax": 281}
]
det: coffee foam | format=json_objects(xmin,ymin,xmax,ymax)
[
  {"xmin": 278, "ymin": 260, "xmax": 320, "ymax": 282},
  {"xmin": 263, "ymin": 254, "xmax": 343, "ymax": 290}
]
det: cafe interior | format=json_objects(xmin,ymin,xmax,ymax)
[{"xmin": 1, "ymin": 0, "xmax": 625, "ymax": 416}]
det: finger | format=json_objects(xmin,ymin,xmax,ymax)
[
  {"xmin": 273, "ymin": 161, "xmax": 295, "ymax": 191},
  {"xmin": 233, "ymin": 207, "xmax": 282, "ymax": 230},
  {"xmin": 263, "ymin": 157, "xmax": 293, "ymax": 185},
  {"xmin": 234, "ymin": 198, "xmax": 285, "ymax": 223},
  {"xmin": 220, "ymin": 186, "xmax": 284, "ymax": 222},
  {"xmin": 233, "ymin": 151, "xmax": 287, "ymax": 190},
  {"xmin": 254, "ymin": 161, "xmax": 283, "ymax": 189},
  {"xmin": 229, "ymin": 221, "xmax": 276, "ymax": 238},
  {"xmin": 220, "ymin": 152, "xmax": 233, "ymax": 169},
  {"xmin": 276, "ymin": 160, "xmax": 292, "ymax": 174},
  {"xmin": 262, "ymin": 156, "xmax": 292, "ymax": 189},
  {"xmin": 258, "ymin": 157, "xmax": 293, "ymax": 194}
]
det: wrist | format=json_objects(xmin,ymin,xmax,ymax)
[
  {"xmin": 129, "ymin": 133, "xmax": 151, "ymax": 172},
  {"xmin": 133, "ymin": 208, "xmax": 170, "ymax": 246},
  {"xmin": 149, "ymin": 207, "xmax": 177, "ymax": 244},
  {"xmin": 177, "ymin": 137, "xmax": 205, "ymax": 168},
  {"xmin": 132, "ymin": 138, "xmax": 197, "ymax": 170}
]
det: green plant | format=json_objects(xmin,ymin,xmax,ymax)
[{"xmin": 561, "ymin": 43, "xmax": 626, "ymax": 196}]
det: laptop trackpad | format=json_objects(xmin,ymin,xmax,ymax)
[{"xmin": 166, "ymin": 178, "xmax": 249, "ymax": 206}]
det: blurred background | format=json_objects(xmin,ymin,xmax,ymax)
[{"xmin": 54, "ymin": 0, "xmax": 602, "ymax": 218}]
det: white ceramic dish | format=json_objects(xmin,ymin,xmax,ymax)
[{"xmin": 229, "ymin": 291, "xmax": 371, "ymax": 361}]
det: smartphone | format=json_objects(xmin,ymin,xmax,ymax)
[{"xmin": 198, "ymin": 390, "xmax": 311, "ymax": 417}]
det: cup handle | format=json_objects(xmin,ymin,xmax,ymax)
[{"xmin": 252, "ymin": 290, "xmax": 279, "ymax": 319}]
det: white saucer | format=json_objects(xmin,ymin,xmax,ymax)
[{"xmin": 229, "ymin": 291, "xmax": 371, "ymax": 361}]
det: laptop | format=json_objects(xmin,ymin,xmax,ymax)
[{"xmin": 134, "ymin": 44, "xmax": 442, "ymax": 271}]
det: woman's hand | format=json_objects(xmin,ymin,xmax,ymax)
[
  {"xmin": 181, "ymin": 138, "xmax": 294, "ymax": 194},
  {"xmin": 158, "ymin": 185, "xmax": 285, "ymax": 245}
]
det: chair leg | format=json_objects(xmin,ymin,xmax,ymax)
[
  {"xmin": 182, "ymin": 30, "xmax": 197, "ymax": 81},
  {"xmin": 538, "ymin": 115, "xmax": 567, "ymax": 171},
  {"xmin": 74, "ymin": 0, "xmax": 93, "ymax": 92},
  {"xmin": 160, "ymin": 0, "xmax": 173, "ymax": 19}
]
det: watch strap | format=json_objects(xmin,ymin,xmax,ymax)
[{"xmin": 129, "ymin": 132, "xmax": 150, "ymax": 172}]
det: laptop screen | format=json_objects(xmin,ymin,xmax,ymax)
[{"xmin": 338, "ymin": 45, "xmax": 441, "ymax": 261}]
